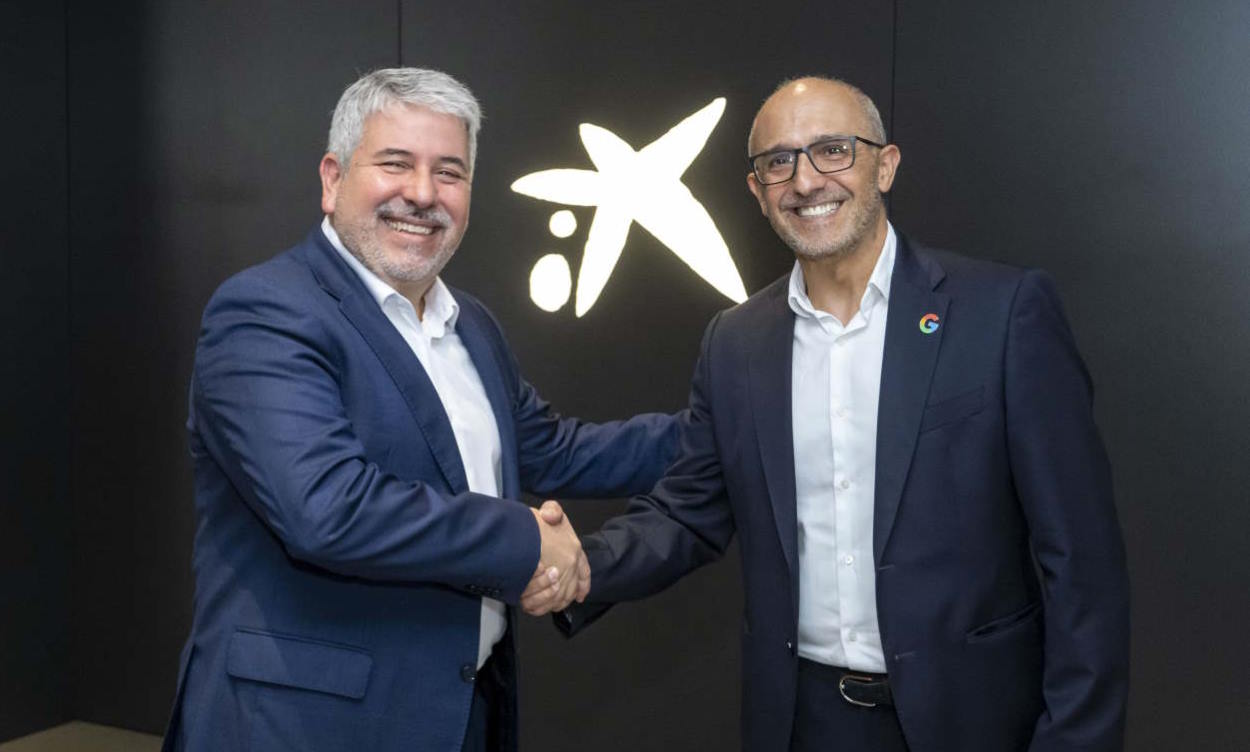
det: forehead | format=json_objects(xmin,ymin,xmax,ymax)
[
  {"xmin": 751, "ymin": 83, "xmax": 867, "ymax": 152},
  {"xmin": 358, "ymin": 103, "xmax": 469, "ymax": 156}
]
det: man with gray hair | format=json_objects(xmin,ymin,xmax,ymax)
[{"xmin": 163, "ymin": 67, "xmax": 679, "ymax": 752}]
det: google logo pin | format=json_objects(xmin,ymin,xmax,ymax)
[{"xmin": 919, "ymin": 313, "xmax": 941, "ymax": 334}]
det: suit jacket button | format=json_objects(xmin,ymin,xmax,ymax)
[
  {"xmin": 785, "ymin": 640, "xmax": 794, "ymax": 652},
  {"xmin": 460, "ymin": 664, "xmax": 476, "ymax": 683}
]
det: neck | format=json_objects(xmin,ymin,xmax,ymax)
[
  {"xmin": 798, "ymin": 218, "xmax": 887, "ymax": 323},
  {"xmin": 399, "ymin": 280, "xmax": 434, "ymax": 321}
]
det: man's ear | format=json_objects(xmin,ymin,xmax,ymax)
[
  {"xmin": 746, "ymin": 172, "xmax": 768, "ymax": 216},
  {"xmin": 319, "ymin": 152, "xmax": 344, "ymax": 215},
  {"xmin": 877, "ymin": 144, "xmax": 901, "ymax": 193}
]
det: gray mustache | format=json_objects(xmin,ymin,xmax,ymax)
[{"xmin": 376, "ymin": 203, "xmax": 451, "ymax": 226}]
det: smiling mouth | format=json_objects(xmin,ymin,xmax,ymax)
[
  {"xmin": 793, "ymin": 201, "xmax": 842, "ymax": 218},
  {"xmin": 382, "ymin": 217, "xmax": 438, "ymax": 236}
]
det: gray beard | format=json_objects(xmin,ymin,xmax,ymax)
[
  {"xmin": 336, "ymin": 215, "xmax": 457, "ymax": 287},
  {"xmin": 777, "ymin": 190, "xmax": 884, "ymax": 262}
]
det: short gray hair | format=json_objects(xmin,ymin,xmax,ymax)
[
  {"xmin": 748, "ymin": 76, "xmax": 886, "ymax": 152},
  {"xmin": 327, "ymin": 67, "xmax": 483, "ymax": 173}
]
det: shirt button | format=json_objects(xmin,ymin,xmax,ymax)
[
  {"xmin": 848, "ymin": 631, "xmax": 858, "ymax": 642},
  {"xmin": 844, "ymin": 555, "xmax": 854, "ymax": 566},
  {"xmin": 460, "ymin": 664, "xmax": 476, "ymax": 683},
  {"xmin": 836, "ymin": 407, "xmax": 848, "ymax": 418},
  {"xmin": 840, "ymin": 479, "xmax": 851, "ymax": 490}
]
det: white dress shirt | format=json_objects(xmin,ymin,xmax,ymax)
[
  {"xmin": 789, "ymin": 223, "xmax": 896, "ymax": 672},
  {"xmin": 322, "ymin": 217, "xmax": 507, "ymax": 669}
]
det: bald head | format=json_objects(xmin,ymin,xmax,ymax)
[{"xmin": 748, "ymin": 77, "xmax": 886, "ymax": 155}]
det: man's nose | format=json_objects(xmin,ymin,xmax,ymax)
[
  {"xmin": 401, "ymin": 168, "xmax": 437, "ymax": 207},
  {"xmin": 790, "ymin": 152, "xmax": 824, "ymax": 194}
]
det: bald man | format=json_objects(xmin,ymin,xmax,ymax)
[{"xmin": 551, "ymin": 78, "xmax": 1129, "ymax": 752}]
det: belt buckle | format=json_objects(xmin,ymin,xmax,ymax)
[{"xmin": 838, "ymin": 673, "xmax": 879, "ymax": 708}]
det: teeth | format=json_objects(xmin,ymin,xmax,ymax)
[
  {"xmin": 384, "ymin": 218, "xmax": 435, "ymax": 235},
  {"xmin": 796, "ymin": 202, "xmax": 840, "ymax": 217}
]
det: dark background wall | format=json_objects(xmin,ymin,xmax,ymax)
[
  {"xmin": 1, "ymin": 0, "xmax": 71, "ymax": 742},
  {"xmin": 5, "ymin": 0, "xmax": 1248, "ymax": 749}
]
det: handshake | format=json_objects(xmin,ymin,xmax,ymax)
[{"xmin": 522, "ymin": 500, "xmax": 589, "ymax": 616}]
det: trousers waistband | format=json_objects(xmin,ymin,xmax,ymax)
[{"xmin": 798, "ymin": 658, "xmax": 893, "ymax": 707}]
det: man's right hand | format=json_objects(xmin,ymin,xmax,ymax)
[{"xmin": 521, "ymin": 500, "xmax": 590, "ymax": 615}]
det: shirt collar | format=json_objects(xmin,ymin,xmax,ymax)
[
  {"xmin": 787, "ymin": 222, "xmax": 897, "ymax": 320},
  {"xmin": 321, "ymin": 216, "xmax": 460, "ymax": 334}
]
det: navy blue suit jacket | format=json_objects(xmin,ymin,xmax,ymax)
[
  {"xmin": 571, "ymin": 235, "xmax": 1129, "ymax": 751},
  {"xmin": 165, "ymin": 227, "xmax": 678, "ymax": 752}
]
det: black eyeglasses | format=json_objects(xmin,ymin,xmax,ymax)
[{"xmin": 747, "ymin": 135, "xmax": 886, "ymax": 185}]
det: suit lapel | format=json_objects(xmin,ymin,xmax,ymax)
[
  {"xmin": 874, "ymin": 236, "xmax": 948, "ymax": 562},
  {"xmin": 302, "ymin": 228, "xmax": 469, "ymax": 493},
  {"xmin": 453, "ymin": 297, "xmax": 520, "ymax": 499},
  {"xmin": 748, "ymin": 284, "xmax": 799, "ymax": 589}
]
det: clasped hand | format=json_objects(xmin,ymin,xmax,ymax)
[{"xmin": 521, "ymin": 500, "xmax": 589, "ymax": 616}]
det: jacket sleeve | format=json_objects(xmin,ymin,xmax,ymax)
[
  {"xmin": 190, "ymin": 274, "xmax": 540, "ymax": 603},
  {"xmin": 1004, "ymin": 270, "xmax": 1130, "ymax": 751},
  {"xmin": 464, "ymin": 299, "xmax": 683, "ymax": 499},
  {"xmin": 512, "ymin": 381, "xmax": 683, "ymax": 500}
]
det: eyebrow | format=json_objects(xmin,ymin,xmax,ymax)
[{"xmin": 370, "ymin": 148, "xmax": 469, "ymax": 170}]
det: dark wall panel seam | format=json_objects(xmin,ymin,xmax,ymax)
[
  {"xmin": 889, "ymin": 0, "xmax": 897, "ymax": 139},
  {"xmin": 62, "ymin": 0, "xmax": 75, "ymax": 723}
]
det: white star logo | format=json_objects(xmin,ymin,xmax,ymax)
[{"xmin": 512, "ymin": 98, "xmax": 748, "ymax": 317}]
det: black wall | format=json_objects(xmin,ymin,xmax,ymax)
[
  {"xmin": 1, "ymin": 0, "xmax": 71, "ymax": 742},
  {"xmin": 7, "ymin": 1, "xmax": 1249, "ymax": 749}
]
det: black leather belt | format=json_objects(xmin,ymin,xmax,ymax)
[{"xmin": 837, "ymin": 673, "xmax": 894, "ymax": 708}]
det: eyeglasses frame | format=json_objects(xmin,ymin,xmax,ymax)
[{"xmin": 747, "ymin": 135, "xmax": 887, "ymax": 186}]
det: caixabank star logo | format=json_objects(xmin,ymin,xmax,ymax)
[{"xmin": 512, "ymin": 98, "xmax": 747, "ymax": 316}]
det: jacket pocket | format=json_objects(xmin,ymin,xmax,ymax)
[
  {"xmin": 226, "ymin": 628, "xmax": 373, "ymax": 699},
  {"xmin": 919, "ymin": 385, "xmax": 985, "ymax": 433},
  {"xmin": 965, "ymin": 601, "xmax": 1042, "ymax": 643}
]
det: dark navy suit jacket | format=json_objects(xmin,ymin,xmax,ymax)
[
  {"xmin": 570, "ymin": 235, "xmax": 1129, "ymax": 751},
  {"xmin": 164, "ymin": 227, "xmax": 678, "ymax": 752}
]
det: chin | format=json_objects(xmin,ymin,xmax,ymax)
[
  {"xmin": 793, "ymin": 244, "xmax": 853, "ymax": 262},
  {"xmin": 390, "ymin": 247, "xmax": 456, "ymax": 283},
  {"xmin": 781, "ymin": 227, "xmax": 853, "ymax": 261}
]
